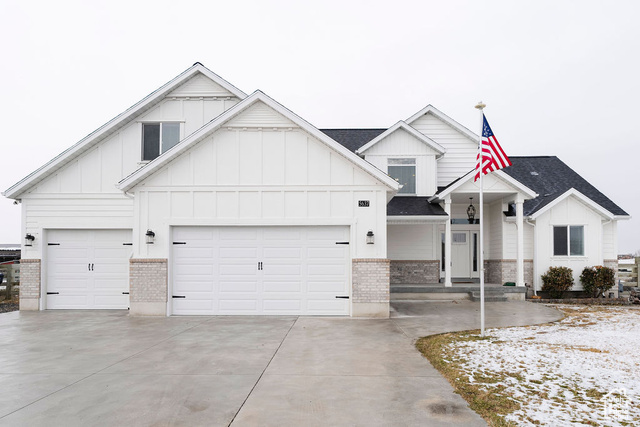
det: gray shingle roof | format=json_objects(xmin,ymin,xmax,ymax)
[
  {"xmin": 503, "ymin": 156, "xmax": 628, "ymax": 216},
  {"xmin": 387, "ymin": 197, "xmax": 447, "ymax": 216},
  {"xmin": 320, "ymin": 129, "xmax": 386, "ymax": 153}
]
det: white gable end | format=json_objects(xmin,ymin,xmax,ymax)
[
  {"xmin": 168, "ymin": 72, "xmax": 239, "ymax": 97},
  {"xmin": 362, "ymin": 128, "xmax": 439, "ymax": 196},
  {"xmin": 411, "ymin": 113, "xmax": 477, "ymax": 187},
  {"xmin": 226, "ymin": 102, "xmax": 297, "ymax": 128}
]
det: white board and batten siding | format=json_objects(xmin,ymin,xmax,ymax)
[
  {"xmin": 363, "ymin": 128, "xmax": 439, "ymax": 196},
  {"xmin": 134, "ymin": 100, "xmax": 389, "ymax": 263},
  {"xmin": 534, "ymin": 196, "xmax": 609, "ymax": 290},
  {"xmin": 410, "ymin": 113, "xmax": 477, "ymax": 187},
  {"xmin": 20, "ymin": 72, "xmax": 240, "ymax": 260}
]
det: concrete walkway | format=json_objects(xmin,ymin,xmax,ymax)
[{"xmin": 0, "ymin": 302, "xmax": 562, "ymax": 426}]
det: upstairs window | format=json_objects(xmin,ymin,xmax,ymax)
[
  {"xmin": 553, "ymin": 225, "xmax": 584, "ymax": 256},
  {"xmin": 388, "ymin": 158, "xmax": 416, "ymax": 194},
  {"xmin": 142, "ymin": 123, "xmax": 181, "ymax": 161}
]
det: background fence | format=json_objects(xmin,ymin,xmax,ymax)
[{"xmin": 619, "ymin": 257, "xmax": 639, "ymax": 288}]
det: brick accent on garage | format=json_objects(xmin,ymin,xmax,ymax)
[
  {"xmin": 484, "ymin": 259, "xmax": 533, "ymax": 286},
  {"xmin": 390, "ymin": 260, "xmax": 440, "ymax": 284},
  {"xmin": 19, "ymin": 259, "xmax": 41, "ymax": 311},
  {"xmin": 130, "ymin": 258, "xmax": 167, "ymax": 316},
  {"xmin": 352, "ymin": 258, "xmax": 390, "ymax": 318}
]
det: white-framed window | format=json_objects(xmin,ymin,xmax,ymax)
[
  {"xmin": 142, "ymin": 122, "xmax": 181, "ymax": 161},
  {"xmin": 553, "ymin": 225, "xmax": 584, "ymax": 256},
  {"xmin": 388, "ymin": 158, "xmax": 416, "ymax": 194}
]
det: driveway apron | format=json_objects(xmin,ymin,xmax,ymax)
[{"xmin": 0, "ymin": 301, "xmax": 561, "ymax": 426}]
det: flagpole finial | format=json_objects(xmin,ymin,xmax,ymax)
[{"xmin": 475, "ymin": 101, "xmax": 486, "ymax": 110}]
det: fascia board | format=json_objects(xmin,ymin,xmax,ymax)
[
  {"xmin": 530, "ymin": 188, "xmax": 615, "ymax": 220},
  {"xmin": 4, "ymin": 64, "xmax": 246, "ymax": 199},
  {"xmin": 119, "ymin": 91, "xmax": 401, "ymax": 192},
  {"xmin": 405, "ymin": 104, "xmax": 478, "ymax": 143},
  {"xmin": 356, "ymin": 121, "xmax": 445, "ymax": 155}
]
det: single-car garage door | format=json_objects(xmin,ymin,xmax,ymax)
[
  {"xmin": 171, "ymin": 226, "xmax": 350, "ymax": 315},
  {"xmin": 46, "ymin": 229, "xmax": 132, "ymax": 309}
]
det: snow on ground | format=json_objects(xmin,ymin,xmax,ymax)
[{"xmin": 449, "ymin": 306, "xmax": 640, "ymax": 426}]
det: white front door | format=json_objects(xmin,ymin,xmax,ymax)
[
  {"xmin": 171, "ymin": 226, "xmax": 350, "ymax": 315},
  {"xmin": 46, "ymin": 229, "xmax": 132, "ymax": 309},
  {"xmin": 451, "ymin": 231, "xmax": 470, "ymax": 277}
]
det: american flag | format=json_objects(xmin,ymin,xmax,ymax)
[{"xmin": 474, "ymin": 114, "xmax": 511, "ymax": 181}]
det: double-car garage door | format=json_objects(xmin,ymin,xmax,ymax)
[
  {"xmin": 171, "ymin": 226, "xmax": 350, "ymax": 315},
  {"xmin": 45, "ymin": 226, "xmax": 350, "ymax": 315}
]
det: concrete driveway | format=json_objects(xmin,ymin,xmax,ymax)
[{"xmin": 0, "ymin": 302, "xmax": 562, "ymax": 426}]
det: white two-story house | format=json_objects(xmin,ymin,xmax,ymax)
[{"xmin": 3, "ymin": 63, "xmax": 629, "ymax": 318}]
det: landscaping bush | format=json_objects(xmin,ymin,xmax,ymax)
[
  {"xmin": 580, "ymin": 266, "xmax": 616, "ymax": 298},
  {"xmin": 541, "ymin": 266, "xmax": 574, "ymax": 298}
]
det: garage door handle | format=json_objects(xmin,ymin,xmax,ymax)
[
  {"xmin": 335, "ymin": 296, "xmax": 349, "ymax": 299},
  {"xmin": 47, "ymin": 292, "xmax": 59, "ymax": 295},
  {"xmin": 122, "ymin": 292, "xmax": 130, "ymax": 295},
  {"xmin": 172, "ymin": 295, "xmax": 186, "ymax": 299}
]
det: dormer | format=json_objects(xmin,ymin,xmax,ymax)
[{"xmin": 356, "ymin": 121, "xmax": 444, "ymax": 196}]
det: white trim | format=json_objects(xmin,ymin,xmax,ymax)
[
  {"xmin": 387, "ymin": 215, "xmax": 448, "ymax": 224},
  {"xmin": 118, "ymin": 91, "xmax": 401, "ymax": 192},
  {"xmin": 3, "ymin": 63, "xmax": 246, "ymax": 199},
  {"xmin": 530, "ymin": 188, "xmax": 615, "ymax": 220},
  {"xmin": 432, "ymin": 169, "xmax": 538, "ymax": 201},
  {"xmin": 355, "ymin": 121, "xmax": 445, "ymax": 155},
  {"xmin": 405, "ymin": 104, "xmax": 478, "ymax": 142}
]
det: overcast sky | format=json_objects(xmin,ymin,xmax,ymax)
[{"xmin": 1, "ymin": 0, "xmax": 638, "ymax": 253}]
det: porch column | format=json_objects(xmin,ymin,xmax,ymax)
[
  {"xmin": 516, "ymin": 196, "xmax": 525, "ymax": 287},
  {"xmin": 444, "ymin": 197, "xmax": 452, "ymax": 287}
]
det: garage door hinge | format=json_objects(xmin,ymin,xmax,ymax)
[
  {"xmin": 47, "ymin": 292, "xmax": 59, "ymax": 295},
  {"xmin": 335, "ymin": 296, "xmax": 350, "ymax": 299},
  {"xmin": 173, "ymin": 242, "xmax": 187, "ymax": 245},
  {"xmin": 172, "ymin": 295, "xmax": 186, "ymax": 298},
  {"xmin": 335, "ymin": 241, "xmax": 349, "ymax": 245},
  {"xmin": 47, "ymin": 243, "xmax": 60, "ymax": 246}
]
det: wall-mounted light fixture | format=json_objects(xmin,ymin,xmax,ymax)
[
  {"xmin": 366, "ymin": 230, "xmax": 375, "ymax": 245},
  {"xmin": 145, "ymin": 229, "xmax": 156, "ymax": 245},
  {"xmin": 24, "ymin": 233, "xmax": 35, "ymax": 247},
  {"xmin": 467, "ymin": 197, "xmax": 476, "ymax": 224}
]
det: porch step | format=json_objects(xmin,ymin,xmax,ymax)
[{"xmin": 470, "ymin": 291, "xmax": 507, "ymax": 302}]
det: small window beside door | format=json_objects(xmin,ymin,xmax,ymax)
[{"xmin": 142, "ymin": 123, "xmax": 181, "ymax": 161}]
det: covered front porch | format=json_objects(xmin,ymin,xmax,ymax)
[{"xmin": 387, "ymin": 170, "xmax": 538, "ymax": 292}]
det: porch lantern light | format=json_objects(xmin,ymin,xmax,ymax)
[
  {"xmin": 24, "ymin": 233, "xmax": 35, "ymax": 247},
  {"xmin": 145, "ymin": 229, "xmax": 156, "ymax": 245},
  {"xmin": 467, "ymin": 197, "xmax": 476, "ymax": 224},
  {"xmin": 366, "ymin": 230, "xmax": 375, "ymax": 245}
]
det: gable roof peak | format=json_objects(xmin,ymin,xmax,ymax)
[
  {"xmin": 405, "ymin": 104, "xmax": 478, "ymax": 142},
  {"xmin": 355, "ymin": 120, "xmax": 446, "ymax": 155}
]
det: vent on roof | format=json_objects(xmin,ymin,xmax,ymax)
[{"xmin": 530, "ymin": 171, "xmax": 539, "ymax": 176}]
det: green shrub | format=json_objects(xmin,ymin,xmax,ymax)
[
  {"xmin": 541, "ymin": 267, "xmax": 574, "ymax": 298},
  {"xmin": 580, "ymin": 266, "xmax": 616, "ymax": 298}
]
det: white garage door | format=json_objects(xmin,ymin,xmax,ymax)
[
  {"xmin": 46, "ymin": 229, "xmax": 132, "ymax": 309},
  {"xmin": 171, "ymin": 226, "xmax": 350, "ymax": 315}
]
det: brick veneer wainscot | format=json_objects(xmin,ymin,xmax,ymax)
[
  {"xmin": 129, "ymin": 259, "xmax": 168, "ymax": 303},
  {"xmin": 390, "ymin": 260, "xmax": 440, "ymax": 284},
  {"xmin": 19, "ymin": 259, "xmax": 41, "ymax": 310},
  {"xmin": 352, "ymin": 259, "xmax": 390, "ymax": 303},
  {"xmin": 484, "ymin": 259, "xmax": 533, "ymax": 286}
]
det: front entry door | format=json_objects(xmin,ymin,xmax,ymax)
[{"xmin": 451, "ymin": 231, "xmax": 470, "ymax": 277}]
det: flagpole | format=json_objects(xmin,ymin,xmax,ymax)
[{"xmin": 475, "ymin": 101, "xmax": 486, "ymax": 337}]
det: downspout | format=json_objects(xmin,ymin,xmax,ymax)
[{"xmin": 525, "ymin": 218, "xmax": 537, "ymax": 296}]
